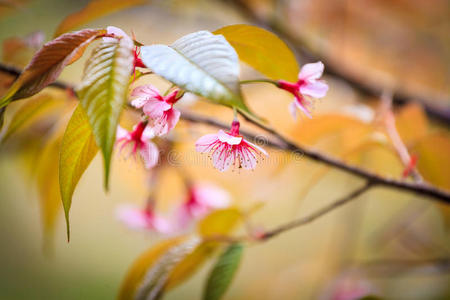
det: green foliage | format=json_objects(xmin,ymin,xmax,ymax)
[
  {"xmin": 203, "ymin": 243, "xmax": 243, "ymax": 300},
  {"xmin": 76, "ymin": 37, "xmax": 133, "ymax": 190},
  {"xmin": 59, "ymin": 104, "xmax": 98, "ymax": 240},
  {"xmin": 140, "ymin": 30, "xmax": 259, "ymax": 120},
  {"xmin": 214, "ymin": 24, "xmax": 299, "ymax": 81},
  {"xmin": 0, "ymin": 29, "xmax": 105, "ymax": 107}
]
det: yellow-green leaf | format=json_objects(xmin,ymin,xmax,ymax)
[
  {"xmin": 76, "ymin": 37, "xmax": 133, "ymax": 189},
  {"xmin": 1, "ymin": 93, "xmax": 60, "ymax": 143},
  {"xmin": 54, "ymin": 0, "xmax": 147, "ymax": 37},
  {"xmin": 0, "ymin": 29, "xmax": 106, "ymax": 107},
  {"xmin": 214, "ymin": 24, "xmax": 299, "ymax": 81},
  {"xmin": 59, "ymin": 104, "xmax": 98, "ymax": 240},
  {"xmin": 198, "ymin": 208, "xmax": 242, "ymax": 237}
]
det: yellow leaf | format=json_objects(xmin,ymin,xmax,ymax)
[
  {"xmin": 395, "ymin": 103, "xmax": 428, "ymax": 144},
  {"xmin": 412, "ymin": 133, "xmax": 450, "ymax": 191},
  {"xmin": 214, "ymin": 24, "xmax": 299, "ymax": 81},
  {"xmin": 54, "ymin": 0, "xmax": 147, "ymax": 37},
  {"xmin": 1, "ymin": 93, "xmax": 61, "ymax": 143},
  {"xmin": 36, "ymin": 128, "xmax": 64, "ymax": 244},
  {"xmin": 198, "ymin": 208, "xmax": 242, "ymax": 237},
  {"xmin": 59, "ymin": 104, "xmax": 98, "ymax": 240}
]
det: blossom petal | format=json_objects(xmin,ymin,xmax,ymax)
[
  {"xmin": 245, "ymin": 140, "xmax": 268, "ymax": 156},
  {"xmin": 165, "ymin": 108, "xmax": 180, "ymax": 133},
  {"xmin": 152, "ymin": 216, "xmax": 173, "ymax": 234},
  {"xmin": 143, "ymin": 99, "xmax": 172, "ymax": 118},
  {"xmin": 195, "ymin": 133, "xmax": 219, "ymax": 152},
  {"xmin": 131, "ymin": 84, "xmax": 161, "ymax": 99},
  {"xmin": 294, "ymin": 98, "xmax": 312, "ymax": 118},
  {"xmin": 193, "ymin": 184, "xmax": 231, "ymax": 208},
  {"xmin": 300, "ymin": 80, "xmax": 328, "ymax": 98},
  {"xmin": 116, "ymin": 125, "xmax": 130, "ymax": 141},
  {"xmin": 212, "ymin": 143, "xmax": 233, "ymax": 172},
  {"xmin": 239, "ymin": 147, "xmax": 258, "ymax": 170},
  {"xmin": 218, "ymin": 130, "xmax": 242, "ymax": 145},
  {"xmin": 139, "ymin": 140, "xmax": 159, "ymax": 169},
  {"xmin": 298, "ymin": 61, "xmax": 324, "ymax": 81},
  {"xmin": 142, "ymin": 125, "xmax": 155, "ymax": 140},
  {"xmin": 116, "ymin": 205, "xmax": 149, "ymax": 229},
  {"xmin": 289, "ymin": 100, "xmax": 298, "ymax": 120}
]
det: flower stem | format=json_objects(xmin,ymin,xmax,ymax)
[{"xmin": 240, "ymin": 79, "xmax": 278, "ymax": 86}]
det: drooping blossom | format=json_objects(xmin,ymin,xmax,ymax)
[
  {"xmin": 195, "ymin": 119, "xmax": 268, "ymax": 171},
  {"xmin": 131, "ymin": 85, "xmax": 182, "ymax": 136},
  {"xmin": 116, "ymin": 121, "xmax": 159, "ymax": 169},
  {"xmin": 176, "ymin": 183, "xmax": 231, "ymax": 228},
  {"xmin": 116, "ymin": 204, "xmax": 172, "ymax": 233},
  {"xmin": 277, "ymin": 61, "xmax": 328, "ymax": 119}
]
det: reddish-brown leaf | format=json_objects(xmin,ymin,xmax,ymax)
[{"xmin": 0, "ymin": 28, "xmax": 105, "ymax": 106}]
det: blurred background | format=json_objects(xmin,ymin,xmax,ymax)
[{"xmin": 0, "ymin": 0, "xmax": 449, "ymax": 299}]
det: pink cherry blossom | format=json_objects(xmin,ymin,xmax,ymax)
[
  {"xmin": 131, "ymin": 85, "xmax": 182, "ymax": 136},
  {"xmin": 116, "ymin": 204, "xmax": 172, "ymax": 233},
  {"xmin": 195, "ymin": 120, "xmax": 268, "ymax": 171},
  {"xmin": 116, "ymin": 121, "xmax": 159, "ymax": 169},
  {"xmin": 176, "ymin": 183, "xmax": 231, "ymax": 228},
  {"xmin": 277, "ymin": 61, "xmax": 328, "ymax": 119}
]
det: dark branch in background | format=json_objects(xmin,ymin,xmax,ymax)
[
  {"xmin": 1, "ymin": 63, "xmax": 450, "ymax": 204},
  {"xmin": 226, "ymin": 0, "xmax": 450, "ymax": 124}
]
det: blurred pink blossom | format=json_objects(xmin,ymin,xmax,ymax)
[
  {"xmin": 176, "ymin": 183, "xmax": 231, "ymax": 228},
  {"xmin": 116, "ymin": 204, "xmax": 172, "ymax": 233}
]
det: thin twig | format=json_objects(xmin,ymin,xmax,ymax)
[
  {"xmin": 1, "ymin": 63, "xmax": 450, "ymax": 203},
  {"xmin": 260, "ymin": 181, "xmax": 374, "ymax": 240},
  {"xmin": 226, "ymin": 0, "xmax": 450, "ymax": 124}
]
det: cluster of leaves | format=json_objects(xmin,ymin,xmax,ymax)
[{"xmin": 0, "ymin": 13, "xmax": 298, "ymax": 298}]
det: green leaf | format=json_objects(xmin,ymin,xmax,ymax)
[
  {"xmin": 54, "ymin": 0, "xmax": 146, "ymax": 37},
  {"xmin": 214, "ymin": 24, "xmax": 299, "ymax": 82},
  {"xmin": 0, "ymin": 29, "xmax": 106, "ymax": 107},
  {"xmin": 140, "ymin": 31, "xmax": 258, "ymax": 120},
  {"xmin": 76, "ymin": 37, "xmax": 133, "ymax": 190},
  {"xmin": 203, "ymin": 243, "xmax": 243, "ymax": 300},
  {"xmin": 59, "ymin": 104, "xmax": 98, "ymax": 240},
  {"xmin": 0, "ymin": 107, "xmax": 5, "ymax": 130}
]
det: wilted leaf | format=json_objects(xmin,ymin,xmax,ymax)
[
  {"xmin": 54, "ymin": 0, "xmax": 146, "ymax": 37},
  {"xmin": 141, "ymin": 31, "xmax": 258, "ymax": 119},
  {"xmin": 59, "ymin": 104, "xmax": 98, "ymax": 240},
  {"xmin": 76, "ymin": 37, "xmax": 133, "ymax": 189},
  {"xmin": 214, "ymin": 24, "xmax": 299, "ymax": 81},
  {"xmin": 0, "ymin": 29, "xmax": 106, "ymax": 107},
  {"xmin": 203, "ymin": 243, "xmax": 243, "ymax": 300},
  {"xmin": 1, "ymin": 93, "xmax": 60, "ymax": 142}
]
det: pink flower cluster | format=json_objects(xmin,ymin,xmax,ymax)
[{"xmin": 116, "ymin": 183, "xmax": 230, "ymax": 234}]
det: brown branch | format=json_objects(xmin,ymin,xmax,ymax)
[
  {"xmin": 1, "ymin": 63, "xmax": 450, "ymax": 204},
  {"xmin": 226, "ymin": 0, "xmax": 450, "ymax": 124}
]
